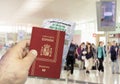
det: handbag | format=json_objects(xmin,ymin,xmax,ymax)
[{"xmin": 81, "ymin": 55, "xmax": 86, "ymax": 60}]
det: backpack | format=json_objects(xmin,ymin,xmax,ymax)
[
  {"xmin": 69, "ymin": 46, "xmax": 75, "ymax": 52},
  {"xmin": 69, "ymin": 43, "xmax": 76, "ymax": 53},
  {"xmin": 67, "ymin": 43, "xmax": 76, "ymax": 56}
]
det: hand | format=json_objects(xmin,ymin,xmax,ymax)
[{"xmin": 0, "ymin": 40, "xmax": 37, "ymax": 84}]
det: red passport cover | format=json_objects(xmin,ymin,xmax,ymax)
[{"xmin": 29, "ymin": 27, "xmax": 65, "ymax": 79}]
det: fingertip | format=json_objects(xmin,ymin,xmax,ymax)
[{"xmin": 30, "ymin": 49, "xmax": 38, "ymax": 57}]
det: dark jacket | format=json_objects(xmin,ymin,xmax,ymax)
[
  {"xmin": 110, "ymin": 45, "xmax": 117, "ymax": 62},
  {"xmin": 67, "ymin": 43, "xmax": 76, "ymax": 57},
  {"xmin": 66, "ymin": 43, "xmax": 76, "ymax": 63},
  {"xmin": 86, "ymin": 48, "xmax": 93, "ymax": 59}
]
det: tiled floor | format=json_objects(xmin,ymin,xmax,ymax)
[
  {"xmin": 26, "ymin": 56, "xmax": 120, "ymax": 84},
  {"xmin": 26, "ymin": 70, "xmax": 120, "ymax": 84}
]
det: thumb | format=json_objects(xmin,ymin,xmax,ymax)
[{"xmin": 23, "ymin": 49, "xmax": 37, "ymax": 69}]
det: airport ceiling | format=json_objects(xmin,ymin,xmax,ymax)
[{"xmin": 0, "ymin": 0, "xmax": 120, "ymax": 25}]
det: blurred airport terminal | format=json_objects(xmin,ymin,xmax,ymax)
[{"xmin": 0, "ymin": 0, "xmax": 120, "ymax": 84}]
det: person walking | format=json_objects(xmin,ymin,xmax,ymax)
[
  {"xmin": 76, "ymin": 42, "xmax": 85, "ymax": 70},
  {"xmin": 110, "ymin": 41, "xmax": 119, "ymax": 74},
  {"xmin": 66, "ymin": 42, "xmax": 76, "ymax": 74},
  {"xmin": 97, "ymin": 41, "xmax": 106, "ymax": 72},
  {"xmin": 85, "ymin": 42, "xmax": 94, "ymax": 74}
]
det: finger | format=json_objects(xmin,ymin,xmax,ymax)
[
  {"xmin": 9, "ymin": 40, "xmax": 30, "ymax": 58},
  {"xmin": 13, "ymin": 40, "xmax": 30, "ymax": 50},
  {"xmin": 22, "ymin": 47, "xmax": 29, "ymax": 58},
  {"xmin": 23, "ymin": 49, "xmax": 37, "ymax": 70}
]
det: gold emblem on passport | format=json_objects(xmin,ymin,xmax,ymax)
[{"xmin": 40, "ymin": 44, "xmax": 52, "ymax": 57}]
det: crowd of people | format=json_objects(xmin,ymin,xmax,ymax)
[{"xmin": 65, "ymin": 40, "xmax": 120, "ymax": 75}]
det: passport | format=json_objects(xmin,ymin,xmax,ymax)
[{"xmin": 29, "ymin": 27, "xmax": 65, "ymax": 79}]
